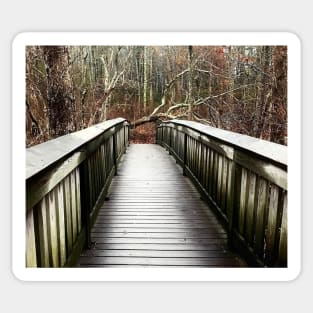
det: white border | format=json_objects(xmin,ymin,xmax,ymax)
[{"xmin": 12, "ymin": 32, "xmax": 301, "ymax": 281}]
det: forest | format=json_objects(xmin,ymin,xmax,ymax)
[{"xmin": 26, "ymin": 45, "xmax": 287, "ymax": 147}]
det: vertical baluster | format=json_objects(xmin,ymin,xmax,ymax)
[
  {"xmin": 98, "ymin": 146, "xmax": 103, "ymax": 189},
  {"xmin": 35, "ymin": 198, "xmax": 49, "ymax": 267},
  {"xmin": 208, "ymin": 150, "xmax": 214, "ymax": 197},
  {"xmin": 183, "ymin": 133, "xmax": 187, "ymax": 176},
  {"xmin": 254, "ymin": 177, "xmax": 268, "ymax": 259},
  {"xmin": 70, "ymin": 172, "xmax": 77, "ymax": 242},
  {"xmin": 226, "ymin": 159, "xmax": 235, "ymax": 245},
  {"xmin": 26, "ymin": 210, "xmax": 37, "ymax": 267},
  {"xmin": 205, "ymin": 147, "xmax": 209, "ymax": 191},
  {"xmin": 47, "ymin": 190, "xmax": 59, "ymax": 267},
  {"xmin": 64, "ymin": 176, "xmax": 73, "ymax": 253},
  {"xmin": 197, "ymin": 141, "xmax": 201, "ymax": 180},
  {"xmin": 113, "ymin": 132, "xmax": 118, "ymax": 175},
  {"xmin": 220, "ymin": 156, "xmax": 227, "ymax": 213},
  {"xmin": 123, "ymin": 124, "xmax": 126, "ymax": 150},
  {"xmin": 194, "ymin": 140, "xmax": 198, "ymax": 177},
  {"xmin": 202, "ymin": 144, "xmax": 207, "ymax": 186},
  {"xmin": 75, "ymin": 168, "xmax": 82, "ymax": 234},
  {"xmin": 93, "ymin": 150, "xmax": 98, "ymax": 197},
  {"xmin": 79, "ymin": 159, "xmax": 91, "ymax": 249},
  {"xmin": 191, "ymin": 138, "xmax": 195, "ymax": 174},
  {"xmin": 238, "ymin": 167, "xmax": 248, "ymax": 235},
  {"xmin": 56, "ymin": 183, "xmax": 66, "ymax": 266},
  {"xmin": 193, "ymin": 139, "xmax": 196, "ymax": 173},
  {"xmin": 278, "ymin": 192, "xmax": 287, "ymax": 266},
  {"xmin": 103, "ymin": 141, "xmax": 107, "ymax": 180},
  {"xmin": 265, "ymin": 185, "xmax": 280, "ymax": 265},
  {"xmin": 128, "ymin": 124, "xmax": 130, "ymax": 146},
  {"xmin": 213, "ymin": 152, "xmax": 219, "ymax": 201},
  {"xmin": 87, "ymin": 158, "xmax": 94, "ymax": 208},
  {"xmin": 96, "ymin": 148, "xmax": 101, "ymax": 194},
  {"xmin": 217, "ymin": 154, "xmax": 223, "ymax": 205},
  {"xmin": 245, "ymin": 172, "xmax": 257, "ymax": 245}
]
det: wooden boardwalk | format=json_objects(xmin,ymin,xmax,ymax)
[{"xmin": 78, "ymin": 144, "xmax": 246, "ymax": 267}]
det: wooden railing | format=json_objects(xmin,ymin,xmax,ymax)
[
  {"xmin": 26, "ymin": 118, "xmax": 129, "ymax": 267},
  {"xmin": 156, "ymin": 120, "xmax": 287, "ymax": 267}
]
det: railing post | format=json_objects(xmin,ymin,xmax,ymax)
[
  {"xmin": 79, "ymin": 155, "xmax": 91, "ymax": 249},
  {"xmin": 123, "ymin": 124, "xmax": 127, "ymax": 153},
  {"xmin": 113, "ymin": 131, "xmax": 118, "ymax": 175},
  {"xmin": 169, "ymin": 127, "xmax": 172, "ymax": 154},
  {"xmin": 183, "ymin": 132, "xmax": 187, "ymax": 176},
  {"xmin": 128, "ymin": 124, "xmax": 130, "ymax": 146},
  {"xmin": 227, "ymin": 149, "xmax": 237, "ymax": 249}
]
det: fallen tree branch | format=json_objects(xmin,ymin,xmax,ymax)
[
  {"xmin": 131, "ymin": 112, "xmax": 188, "ymax": 128},
  {"xmin": 150, "ymin": 69, "xmax": 190, "ymax": 117}
]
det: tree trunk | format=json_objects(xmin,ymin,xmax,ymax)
[
  {"xmin": 270, "ymin": 46, "xmax": 287, "ymax": 144},
  {"xmin": 255, "ymin": 46, "xmax": 272, "ymax": 139},
  {"xmin": 188, "ymin": 46, "xmax": 193, "ymax": 120},
  {"xmin": 42, "ymin": 46, "xmax": 76, "ymax": 138},
  {"xmin": 149, "ymin": 48, "xmax": 154, "ymax": 113},
  {"xmin": 143, "ymin": 46, "xmax": 148, "ymax": 115}
]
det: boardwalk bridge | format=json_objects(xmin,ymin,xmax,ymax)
[{"xmin": 26, "ymin": 118, "xmax": 287, "ymax": 268}]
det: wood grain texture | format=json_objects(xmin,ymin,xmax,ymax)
[
  {"xmin": 78, "ymin": 144, "xmax": 246, "ymax": 267},
  {"xmin": 26, "ymin": 210, "xmax": 37, "ymax": 267}
]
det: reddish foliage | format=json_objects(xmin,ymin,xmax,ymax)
[{"xmin": 130, "ymin": 122, "xmax": 156, "ymax": 144}]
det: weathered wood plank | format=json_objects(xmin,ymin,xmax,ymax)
[
  {"xmin": 245, "ymin": 172, "xmax": 257, "ymax": 245},
  {"xmin": 91, "ymin": 233, "xmax": 228, "ymax": 239},
  {"xmin": 47, "ymin": 190, "xmax": 59, "ymax": 267},
  {"xmin": 56, "ymin": 184, "xmax": 66, "ymax": 266},
  {"xmin": 217, "ymin": 154, "xmax": 223, "ymax": 205},
  {"xmin": 221, "ymin": 156, "xmax": 228, "ymax": 213},
  {"xmin": 64, "ymin": 177, "xmax": 73, "ymax": 253},
  {"xmin": 81, "ymin": 249, "xmax": 237, "ymax": 258},
  {"xmin": 56, "ymin": 183, "xmax": 67, "ymax": 266},
  {"xmin": 278, "ymin": 192, "xmax": 287, "ymax": 266},
  {"xmin": 254, "ymin": 178, "xmax": 269, "ymax": 258},
  {"xmin": 238, "ymin": 168, "xmax": 248, "ymax": 235},
  {"xmin": 26, "ymin": 210, "xmax": 37, "ymax": 267},
  {"xmin": 93, "ymin": 222, "xmax": 222, "ymax": 228},
  {"xmin": 90, "ymin": 237, "xmax": 228, "ymax": 245},
  {"xmin": 226, "ymin": 160, "xmax": 235, "ymax": 229},
  {"xmin": 75, "ymin": 168, "xmax": 82, "ymax": 234},
  {"xmin": 95, "ymin": 217, "xmax": 217, "ymax": 221},
  {"xmin": 35, "ymin": 198, "xmax": 49, "ymax": 267},
  {"xmin": 70, "ymin": 171, "xmax": 78, "ymax": 242},
  {"xmin": 79, "ymin": 256, "xmax": 243, "ymax": 267},
  {"xmin": 265, "ymin": 185, "xmax": 280, "ymax": 265},
  {"xmin": 90, "ymin": 243, "xmax": 226, "ymax": 251}
]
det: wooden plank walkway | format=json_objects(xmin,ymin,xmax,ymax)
[{"xmin": 78, "ymin": 144, "xmax": 246, "ymax": 267}]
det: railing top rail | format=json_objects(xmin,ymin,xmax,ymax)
[
  {"xmin": 159, "ymin": 119, "xmax": 287, "ymax": 167},
  {"xmin": 26, "ymin": 117, "xmax": 127, "ymax": 180}
]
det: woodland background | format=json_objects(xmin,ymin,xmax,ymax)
[{"xmin": 26, "ymin": 45, "xmax": 287, "ymax": 147}]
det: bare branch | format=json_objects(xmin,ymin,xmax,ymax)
[
  {"xmin": 194, "ymin": 68, "xmax": 232, "ymax": 80},
  {"xmin": 150, "ymin": 68, "xmax": 190, "ymax": 117},
  {"xmin": 196, "ymin": 84, "xmax": 257, "ymax": 105}
]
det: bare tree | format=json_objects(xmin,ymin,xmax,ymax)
[
  {"xmin": 26, "ymin": 45, "xmax": 287, "ymax": 146},
  {"xmin": 42, "ymin": 46, "xmax": 76, "ymax": 138}
]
